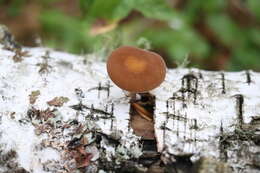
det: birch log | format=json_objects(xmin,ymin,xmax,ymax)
[{"xmin": 0, "ymin": 27, "xmax": 260, "ymax": 173}]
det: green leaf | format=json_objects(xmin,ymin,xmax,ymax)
[
  {"xmin": 246, "ymin": 0, "xmax": 260, "ymax": 20},
  {"xmin": 40, "ymin": 10, "xmax": 95, "ymax": 53},
  {"xmin": 141, "ymin": 27, "xmax": 209, "ymax": 61},
  {"xmin": 85, "ymin": 0, "xmax": 122, "ymax": 20},
  {"xmin": 79, "ymin": 0, "xmax": 95, "ymax": 15},
  {"xmin": 231, "ymin": 46, "xmax": 260, "ymax": 71},
  {"xmin": 112, "ymin": 0, "xmax": 134, "ymax": 21},
  {"xmin": 113, "ymin": 0, "xmax": 178, "ymax": 21},
  {"xmin": 184, "ymin": 0, "xmax": 226, "ymax": 22},
  {"xmin": 82, "ymin": 0, "xmax": 177, "ymax": 21},
  {"xmin": 206, "ymin": 14, "xmax": 248, "ymax": 47},
  {"xmin": 201, "ymin": 0, "xmax": 226, "ymax": 13},
  {"xmin": 134, "ymin": 0, "xmax": 177, "ymax": 21},
  {"xmin": 4, "ymin": 0, "xmax": 26, "ymax": 16},
  {"xmin": 249, "ymin": 29, "xmax": 260, "ymax": 47}
]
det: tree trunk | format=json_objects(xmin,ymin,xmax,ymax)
[{"xmin": 0, "ymin": 27, "xmax": 260, "ymax": 173}]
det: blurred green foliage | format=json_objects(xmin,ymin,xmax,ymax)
[
  {"xmin": 0, "ymin": 0, "xmax": 25, "ymax": 16},
  {"xmin": 1, "ymin": 0, "xmax": 260, "ymax": 71}
]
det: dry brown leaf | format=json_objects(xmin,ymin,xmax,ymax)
[
  {"xmin": 70, "ymin": 146, "xmax": 93, "ymax": 168},
  {"xmin": 89, "ymin": 19, "xmax": 117, "ymax": 36},
  {"xmin": 47, "ymin": 96, "xmax": 69, "ymax": 107},
  {"xmin": 28, "ymin": 107, "xmax": 56, "ymax": 121},
  {"xmin": 40, "ymin": 108, "xmax": 56, "ymax": 121},
  {"xmin": 29, "ymin": 90, "xmax": 40, "ymax": 104}
]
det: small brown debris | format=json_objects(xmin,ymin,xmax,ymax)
[
  {"xmin": 36, "ymin": 51, "xmax": 52, "ymax": 74},
  {"xmin": 27, "ymin": 107, "xmax": 56, "ymax": 121},
  {"xmin": 47, "ymin": 97, "xmax": 69, "ymax": 107},
  {"xmin": 10, "ymin": 112, "xmax": 16, "ymax": 119},
  {"xmin": 40, "ymin": 108, "xmax": 56, "ymax": 121},
  {"xmin": 192, "ymin": 157, "xmax": 232, "ymax": 173},
  {"xmin": 147, "ymin": 160, "xmax": 165, "ymax": 173},
  {"xmin": 70, "ymin": 146, "xmax": 93, "ymax": 168},
  {"xmin": 80, "ymin": 136, "xmax": 88, "ymax": 146},
  {"xmin": 253, "ymin": 153, "xmax": 260, "ymax": 168},
  {"xmin": 12, "ymin": 49, "xmax": 31, "ymax": 62},
  {"xmin": 37, "ymin": 61, "xmax": 52, "ymax": 74},
  {"xmin": 34, "ymin": 124, "xmax": 53, "ymax": 135},
  {"xmin": 29, "ymin": 90, "xmax": 40, "ymax": 104}
]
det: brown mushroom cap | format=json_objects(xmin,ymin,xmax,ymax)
[{"xmin": 107, "ymin": 46, "xmax": 166, "ymax": 93}]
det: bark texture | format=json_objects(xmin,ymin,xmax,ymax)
[{"xmin": 0, "ymin": 26, "xmax": 260, "ymax": 173}]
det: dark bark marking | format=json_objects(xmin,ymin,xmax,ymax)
[
  {"xmin": 75, "ymin": 88, "xmax": 85, "ymax": 100},
  {"xmin": 221, "ymin": 72, "xmax": 226, "ymax": 94},
  {"xmin": 70, "ymin": 102, "xmax": 114, "ymax": 121},
  {"xmin": 181, "ymin": 74, "xmax": 199, "ymax": 106},
  {"xmin": 87, "ymin": 81, "xmax": 111, "ymax": 98},
  {"xmin": 199, "ymin": 71, "xmax": 203, "ymax": 79},
  {"xmin": 245, "ymin": 70, "xmax": 251, "ymax": 85},
  {"xmin": 234, "ymin": 94, "xmax": 244, "ymax": 129},
  {"xmin": 219, "ymin": 121, "xmax": 228, "ymax": 162},
  {"xmin": 110, "ymin": 103, "xmax": 114, "ymax": 131},
  {"xmin": 184, "ymin": 113, "xmax": 187, "ymax": 140}
]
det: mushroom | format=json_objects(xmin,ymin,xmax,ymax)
[{"xmin": 106, "ymin": 46, "xmax": 166, "ymax": 95}]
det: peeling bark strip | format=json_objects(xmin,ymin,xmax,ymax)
[{"xmin": 1, "ymin": 43, "xmax": 260, "ymax": 172}]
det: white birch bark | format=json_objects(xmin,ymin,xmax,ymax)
[{"xmin": 0, "ymin": 27, "xmax": 260, "ymax": 173}]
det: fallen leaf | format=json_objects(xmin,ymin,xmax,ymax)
[
  {"xmin": 90, "ymin": 19, "xmax": 117, "ymax": 36},
  {"xmin": 27, "ymin": 107, "xmax": 56, "ymax": 121},
  {"xmin": 29, "ymin": 90, "xmax": 40, "ymax": 104},
  {"xmin": 47, "ymin": 96, "xmax": 69, "ymax": 107}
]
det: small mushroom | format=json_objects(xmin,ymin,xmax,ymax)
[{"xmin": 106, "ymin": 46, "xmax": 166, "ymax": 94}]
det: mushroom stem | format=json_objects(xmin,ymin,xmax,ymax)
[
  {"xmin": 130, "ymin": 92, "xmax": 137, "ymax": 102},
  {"xmin": 123, "ymin": 91, "xmax": 139, "ymax": 102},
  {"xmin": 129, "ymin": 92, "xmax": 143, "ymax": 103}
]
